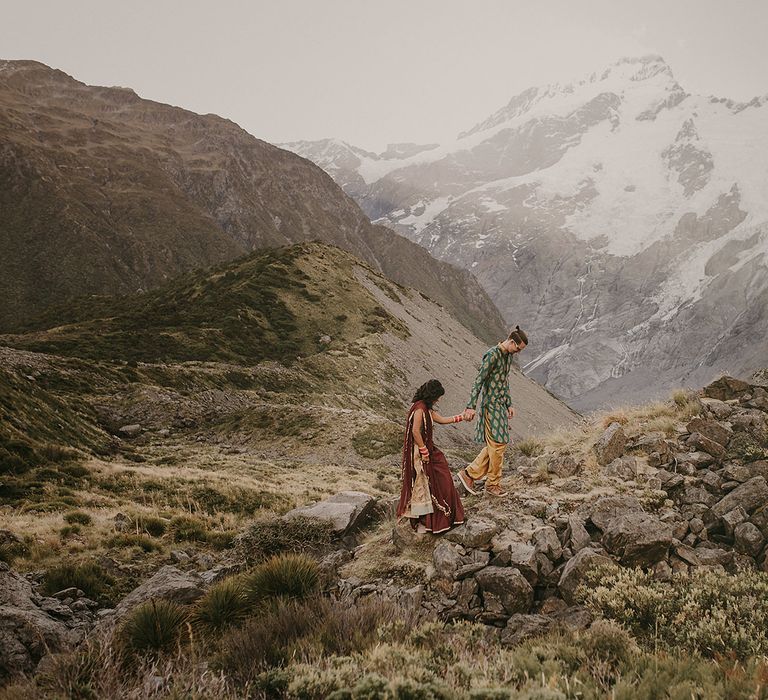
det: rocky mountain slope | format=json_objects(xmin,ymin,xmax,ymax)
[
  {"xmin": 0, "ymin": 59, "xmax": 505, "ymax": 344},
  {"xmin": 284, "ymin": 55, "xmax": 768, "ymax": 410}
]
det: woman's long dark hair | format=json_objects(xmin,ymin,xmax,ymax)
[{"xmin": 412, "ymin": 379, "xmax": 445, "ymax": 409}]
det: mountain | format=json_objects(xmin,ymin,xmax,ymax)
[
  {"xmin": 0, "ymin": 59, "xmax": 505, "ymax": 344},
  {"xmin": 283, "ymin": 55, "xmax": 768, "ymax": 410}
]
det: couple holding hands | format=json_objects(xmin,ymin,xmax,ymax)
[{"xmin": 396, "ymin": 327, "xmax": 528, "ymax": 534}]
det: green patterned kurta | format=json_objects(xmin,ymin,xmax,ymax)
[{"xmin": 466, "ymin": 343, "xmax": 513, "ymax": 444}]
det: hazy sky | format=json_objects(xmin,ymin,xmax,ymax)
[{"xmin": 4, "ymin": 1, "xmax": 767, "ymax": 152}]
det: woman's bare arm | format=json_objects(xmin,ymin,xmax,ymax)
[{"xmin": 430, "ymin": 409, "xmax": 465, "ymax": 425}]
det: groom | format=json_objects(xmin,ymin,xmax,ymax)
[{"xmin": 459, "ymin": 326, "xmax": 528, "ymax": 497}]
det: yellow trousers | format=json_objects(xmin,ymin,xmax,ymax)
[{"xmin": 466, "ymin": 414, "xmax": 507, "ymax": 487}]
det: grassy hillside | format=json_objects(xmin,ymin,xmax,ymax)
[{"xmin": 2, "ymin": 243, "xmax": 408, "ymax": 365}]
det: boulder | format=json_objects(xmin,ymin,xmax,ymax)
[
  {"xmin": 548, "ymin": 454, "xmax": 580, "ymax": 478},
  {"xmin": 0, "ymin": 564, "xmax": 75, "ymax": 680},
  {"xmin": 712, "ymin": 477, "xmax": 768, "ymax": 517},
  {"xmin": 688, "ymin": 433, "xmax": 726, "ymax": 459},
  {"xmin": 475, "ymin": 567, "xmax": 533, "ymax": 616},
  {"xmin": 558, "ymin": 548, "xmax": 613, "ymax": 605},
  {"xmin": 565, "ymin": 515, "xmax": 592, "ymax": 553},
  {"xmin": 686, "ymin": 418, "xmax": 732, "ymax": 447},
  {"xmin": 118, "ymin": 424, "xmax": 142, "ymax": 438},
  {"xmin": 594, "ymin": 422, "xmax": 627, "ymax": 466},
  {"xmin": 721, "ymin": 507, "xmax": 748, "ymax": 537},
  {"xmin": 703, "ymin": 376, "xmax": 752, "ymax": 401},
  {"xmin": 283, "ymin": 491, "xmax": 376, "ymax": 535},
  {"xmin": 433, "ymin": 541, "xmax": 464, "ymax": 580},
  {"xmin": 490, "ymin": 539, "xmax": 539, "ymax": 585},
  {"xmin": 602, "ymin": 512, "xmax": 673, "ymax": 567},
  {"xmin": 700, "ymin": 398, "xmax": 733, "ymax": 419},
  {"xmin": 733, "ymin": 522, "xmax": 765, "ymax": 557},
  {"xmin": 532, "ymin": 526, "xmax": 562, "ymax": 562},
  {"xmin": 110, "ymin": 566, "xmax": 205, "ymax": 623},
  {"xmin": 694, "ymin": 545, "xmax": 733, "ymax": 567},
  {"xmin": 501, "ymin": 613, "xmax": 552, "ymax": 646},
  {"xmin": 680, "ymin": 486, "xmax": 716, "ymax": 506},
  {"xmin": 588, "ymin": 495, "xmax": 643, "ymax": 531},
  {"xmin": 722, "ymin": 464, "xmax": 756, "ymax": 483},
  {"xmin": 681, "ymin": 451, "xmax": 716, "ymax": 469},
  {"xmin": 445, "ymin": 517, "xmax": 498, "ymax": 549},
  {"xmin": 750, "ymin": 505, "xmax": 768, "ymax": 537}
]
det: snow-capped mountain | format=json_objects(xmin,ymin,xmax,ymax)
[{"xmin": 281, "ymin": 55, "xmax": 768, "ymax": 410}]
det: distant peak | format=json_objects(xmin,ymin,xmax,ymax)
[{"xmin": 600, "ymin": 54, "xmax": 675, "ymax": 82}]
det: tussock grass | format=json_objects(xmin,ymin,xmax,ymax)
[
  {"xmin": 41, "ymin": 561, "xmax": 115, "ymax": 603},
  {"xmin": 517, "ymin": 437, "xmax": 544, "ymax": 457},
  {"xmin": 243, "ymin": 553, "xmax": 320, "ymax": 605},
  {"xmin": 63, "ymin": 510, "xmax": 92, "ymax": 526},
  {"xmin": 237, "ymin": 515, "xmax": 334, "ymax": 564},
  {"xmin": 193, "ymin": 577, "xmax": 250, "ymax": 634},
  {"xmin": 120, "ymin": 599, "xmax": 190, "ymax": 655}
]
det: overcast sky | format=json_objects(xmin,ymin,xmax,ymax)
[{"xmin": 3, "ymin": 0, "xmax": 767, "ymax": 152}]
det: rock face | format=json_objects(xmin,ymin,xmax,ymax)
[
  {"xmin": 289, "ymin": 55, "xmax": 768, "ymax": 409},
  {"xmin": 0, "ymin": 60, "xmax": 505, "ymax": 344},
  {"xmin": 0, "ymin": 564, "xmax": 77, "ymax": 680},
  {"xmin": 283, "ymin": 491, "xmax": 377, "ymax": 536}
]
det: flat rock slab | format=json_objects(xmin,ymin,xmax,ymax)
[{"xmin": 283, "ymin": 491, "xmax": 376, "ymax": 535}]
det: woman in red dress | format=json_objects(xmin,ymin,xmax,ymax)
[{"xmin": 397, "ymin": 379, "xmax": 467, "ymax": 534}]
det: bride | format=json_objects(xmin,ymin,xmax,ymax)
[{"xmin": 396, "ymin": 379, "xmax": 469, "ymax": 534}]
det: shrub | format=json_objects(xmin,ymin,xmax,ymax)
[
  {"xmin": 136, "ymin": 514, "xmax": 167, "ymax": 537},
  {"xmin": 120, "ymin": 599, "xmax": 190, "ymax": 655},
  {"xmin": 579, "ymin": 565, "xmax": 768, "ymax": 659},
  {"xmin": 238, "ymin": 515, "xmax": 334, "ymax": 563},
  {"xmin": 243, "ymin": 553, "xmax": 320, "ymax": 605},
  {"xmin": 582, "ymin": 619, "xmax": 639, "ymax": 684},
  {"xmin": 42, "ymin": 562, "xmax": 115, "ymax": 603},
  {"xmin": 193, "ymin": 577, "xmax": 250, "ymax": 634},
  {"xmin": 517, "ymin": 438, "xmax": 543, "ymax": 457},
  {"xmin": 60, "ymin": 525, "xmax": 81, "ymax": 538},
  {"xmin": 64, "ymin": 510, "xmax": 93, "ymax": 526},
  {"xmin": 169, "ymin": 514, "xmax": 209, "ymax": 542},
  {"xmin": 0, "ymin": 537, "xmax": 27, "ymax": 565},
  {"xmin": 206, "ymin": 529, "xmax": 236, "ymax": 550}
]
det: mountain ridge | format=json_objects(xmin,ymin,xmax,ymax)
[{"xmin": 0, "ymin": 59, "xmax": 506, "ymax": 344}]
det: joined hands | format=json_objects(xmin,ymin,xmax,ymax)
[{"xmin": 462, "ymin": 408, "xmax": 476, "ymax": 422}]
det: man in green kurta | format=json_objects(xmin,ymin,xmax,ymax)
[{"xmin": 459, "ymin": 326, "xmax": 528, "ymax": 497}]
